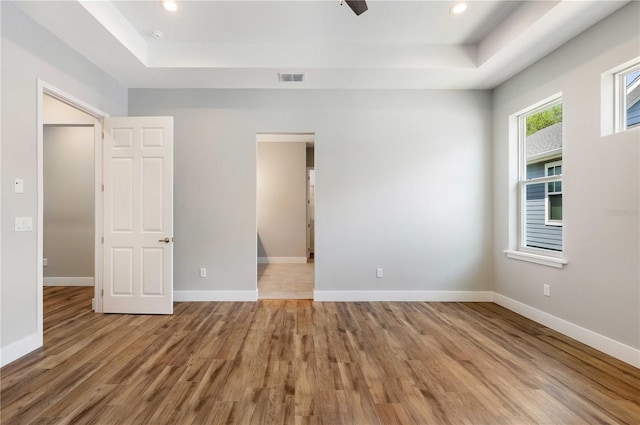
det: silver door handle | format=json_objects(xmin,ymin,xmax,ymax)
[{"xmin": 158, "ymin": 237, "xmax": 171, "ymax": 243}]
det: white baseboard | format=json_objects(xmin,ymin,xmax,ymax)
[
  {"xmin": 174, "ymin": 290, "xmax": 258, "ymax": 302},
  {"xmin": 493, "ymin": 293, "xmax": 640, "ymax": 368},
  {"xmin": 44, "ymin": 277, "xmax": 94, "ymax": 286},
  {"xmin": 0, "ymin": 333, "xmax": 42, "ymax": 367},
  {"xmin": 313, "ymin": 290, "xmax": 494, "ymax": 302},
  {"xmin": 258, "ymin": 257, "xmax": 307, "ymax": 264}
]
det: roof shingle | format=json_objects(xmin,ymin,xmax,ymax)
[{"xmin": 526, "ymin": 122, "xmax": 562, "ymax": 159}]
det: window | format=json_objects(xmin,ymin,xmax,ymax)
[
  {"xmin": 601, "ymin": 58, "xmax": 640, "ymax": 136},
  {"xmin": 519, "ymin": 98, "xmax": 563, "ymax": 253},
  {"xmin": 616, "ymin": 61, "xmax": 640, "ymax": 131},
  {"xmin": 545, "ymin": 161, "xmax": 562, "ymax": 224}
]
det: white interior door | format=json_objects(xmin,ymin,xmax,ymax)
[{"xmin": 103, "ymin": 117, "xmax": 173, "ymax": 314}]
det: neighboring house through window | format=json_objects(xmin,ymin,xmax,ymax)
[
  {"xmin": 625, "ymin": 67, "xmax": 640, "ymax": 128},
  {"xmin": 521, "ymin": 100, "xmax": 563, "ymax": 252},
  {"xmin": 545, "ymin": 161, "xmax": 562, "ymax": 224}
]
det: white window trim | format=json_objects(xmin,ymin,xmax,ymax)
[
  {"xmin": 517, "ymin": 97, "xmax": 564, "ymax": 252},
  {"xmin": 544, "ymin": 160, "xmax": 562, "ymax": 226},
  {"xmin": 506, "ymin": 93, "xmax": 567, "ymax": 268},
  {"xmin": 503, "ymin": 249, "xmax": 568, "ymax": 269},
  {"xmin": 545, "ymin": 160, "xmax": 562, "ymax": 179},
  {"xmin": 615, "ymin": 63, "xmax": 640, "ymax": 132},
  {"xmin": 527, "ymin": 149, "xmax": 561, "ymax": 164},
  {"xmin": 603, "ymin": 58, "xmax": 640, "ymax": 135}
]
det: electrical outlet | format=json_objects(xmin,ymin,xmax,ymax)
[
  {"xmin": 200, "ymin": 268, "xmax": 207, "ymax": 278},
  {"xmin": 543, "ymin": 284, "xmax": 550, "ymax": 297},
  {"xmin": 43, "ymin": 258, "xmax": 48, "ymax": 267},
  {"xmin": 376, "ymin": 268, "xmax": 383, "ymax": 278},
  {"xmin": 14, "ymin": 178, "xmax": 24, "ymax": 193}
]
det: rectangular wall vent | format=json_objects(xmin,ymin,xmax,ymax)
[{"xmin": 279, "ymin": 73, "xmax": 305, "ymax": 82}]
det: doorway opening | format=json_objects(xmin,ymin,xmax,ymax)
[
  {"xmin": 43, "ymin": 95, "xmax": 96, "ymax": 285},
  {"xmin": 256, "ymin": 133, "xmax": 315, "ymax": 299},
  {"xmin": 37, "ymin": 81, "xmax": 107, "ymax": 348},
  {"xmin": 43, "ymin": 95, "xmax": 96, "ymax": 324}
]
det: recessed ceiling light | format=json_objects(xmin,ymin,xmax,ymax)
[
  {"xmin": 161, "ymin": 1, "xmax": 178, "ymax": 12},
  {"xmin": 450, "ymin": 2, "xmax": 468, "ymax": 15}
]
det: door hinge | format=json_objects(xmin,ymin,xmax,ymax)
[
  {"xmin": 101, "ymin": 236, "xmax": 104, "ymax": 244},
  {"xmin": 101, "ymin": 289, "xmax": 104, "ymax": 297},
  {"xmin": 102, "ymin": 131, "xmax": 105, "ymax": 139},
  {"xmin": 101, "ymin": 184, "xmax": 104, "ymax": 192}
]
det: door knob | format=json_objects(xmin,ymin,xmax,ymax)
[{"xmin": 158, "ymin": 237, "xmax": 171, "ymax": 243}]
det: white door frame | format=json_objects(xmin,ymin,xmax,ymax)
[
  {"xmin": 306, "ymin": 167, "xmax": 315, "ymax": 259},
  {"xmin": 36, "ymin": 80, "xmax": 108, "ymax": 343}
]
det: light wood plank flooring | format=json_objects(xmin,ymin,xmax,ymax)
[
  {"xmin": 258, "ymin": 262, "xmax": 314, "ymax": 299},
  {"xmin": 1, "ymin": 286, "xmax": 638, "ymax": 424}
]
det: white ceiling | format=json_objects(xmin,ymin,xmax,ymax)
[
  {"xmin": 12, "ymin": 0, "xmax": 630, "ymax": 89},
  {"xmin": 112, "ymin": 1, "xmax": 519, "ymax": 44}
]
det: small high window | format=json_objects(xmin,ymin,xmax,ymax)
[
  {"xmin": 616, "ymin": 62, "xmax": 640, "ymax": 131},
  {"xmin": 601, "ymin": 58, "xmax": 640, "ymax": 136}
]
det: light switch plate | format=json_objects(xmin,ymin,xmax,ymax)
[{"xmin": 15, "ymin": 217, "xmax": 33, "ymax": 232}]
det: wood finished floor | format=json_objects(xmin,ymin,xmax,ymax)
[
  {"xmin": 258, "ymin": 262, "xmax": 314, "ymax": 300},
  {"xmin": 1, "ymin": 287, "xmax": 639, "ymax": 425}
]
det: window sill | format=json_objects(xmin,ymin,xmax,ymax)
[
  {"xmin": 503, "ymin": 250, "xmax": 568, "ymax": 269},
  {"xmin": 544, "ymin": 221, "xmax": 563, "ymax": 227}
]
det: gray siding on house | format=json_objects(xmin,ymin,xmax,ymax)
[
  {"xmin": 525, "ymin": 199, "xmax": 563, "ymax": 251},
  {"xmin": 525, "ymin": 161, "xmax": 562, "ymax": 251},
  {"xmin": 526, "ymin": 163, "xmax": 545, "ymax": 201},
  {"xmin": 628, "ymin": 100, "xmax": 640, "ymax": 127},
  {"xmin": 526, "ymin": 162, "xmax": 544, "ymax": 179},
  {"xmin": 526, "ymin": 181, "xmax": 545, "ymax": 201}
]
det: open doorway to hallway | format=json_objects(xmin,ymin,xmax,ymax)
[
  {"xmin": 42, "ymin": 94, "xmax": 98, "ymax": 323},
  {"xmin": 256, "ymin": 133, "xmax": 315, "ymax": 299}
]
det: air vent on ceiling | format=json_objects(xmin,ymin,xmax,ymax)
[{"xmin": 279, "ymin": 73, "xmax": 305, "ymax": 82}]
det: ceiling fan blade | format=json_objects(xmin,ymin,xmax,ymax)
[{"xmin": 345, "ymin": 0, "xmax": 368, "ymax": 15}]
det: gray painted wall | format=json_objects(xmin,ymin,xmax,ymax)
[
  {"xmin": 129, "ymin": 89, "xmax": 493, "ymax": 293},
  {"xmin": 43, "ymin": 126, "xmax": 95, "ymax": 278},
  {"xmin": 257, "ymin": 142, "xmax": 307, "ymax": 259},
  {"xmin": 1, "ymin": 1, "xmax": 127, "ymax": 349},
  {"xmin": 493, "ymin": 2, "xmax": 640, "ymax": 348}
]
